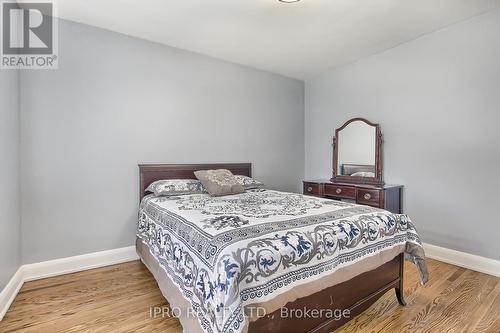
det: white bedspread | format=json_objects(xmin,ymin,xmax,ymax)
[{"xmin": 137, "ymin": 189, "xmax": 427, "ymax": 333}]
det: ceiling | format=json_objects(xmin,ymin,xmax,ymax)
[{"xmin": 56, "ymin": 0, "xmax": 500, "ymax": 79}]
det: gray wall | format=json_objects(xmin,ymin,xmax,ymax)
[
  {"xmin": 20, "ymin": 19, "xmax": 304, "ymax": 264},
  {"xmin": 305, "ymin": 8, "xmax": 500, "ymax": 260},
  {"xmin": 0, "ymin": 70, "xmax": 21, "ymax": 289}
]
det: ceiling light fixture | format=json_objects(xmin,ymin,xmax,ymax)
[{"xmin": 278, "ymin": 0, "xmax": 301, "ymax": 3}]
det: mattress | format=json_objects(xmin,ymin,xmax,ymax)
[{"xmin": 136, "ymin": 189, "xmax": 427, "ymax": 333}]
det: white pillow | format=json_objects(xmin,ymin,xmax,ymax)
[
  {"xmin": 146, "ymin": 179, "xmax": 207, "ymax": 196},
  {"xmin": 351, "ymin": 172, "xmax": 375, "ymax": 178},
  {"xmin": 234, "ymin": 175, "xmax": 265, "ymax": 190}
]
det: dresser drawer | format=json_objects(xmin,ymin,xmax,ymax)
[
  {"xmin": 324, "ymin": 184, "xmax": 356, "ymax": 199},
  {"xmin": 357, "ymin": 188, "xmax": 381, "ymax": 206},
  {"xmin": 303, "ymin": 182, "xmax": 321, "ymax": 196}
]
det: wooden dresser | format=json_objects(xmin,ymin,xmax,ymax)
[{"xmin": 303, "ymin": 180, "xmax": 403, "ymax": 214}]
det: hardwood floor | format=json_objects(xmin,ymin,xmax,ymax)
[{"xmin": 0, "ymin": 258, "xmax": 498, "ymax": 333}]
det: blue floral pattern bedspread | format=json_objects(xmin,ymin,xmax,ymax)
[{"xmin": 137, "ymin": 189, "xmax": 427, "ymax": 333}]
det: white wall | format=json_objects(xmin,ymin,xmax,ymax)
[
  {"xmin": 0, "ymin": 70, "xmax": 21, "ymax": 289},
  {"xmin": 305, "ymin": 8, "xmax": 500, "ymax": 260},
  {"xmin": 20, "ymin": 19, "xmax": 304, "ymax": 264}
]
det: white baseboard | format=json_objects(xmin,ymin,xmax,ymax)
[
  {"xmin": 423, "ymin": 243, "xmax": 500, "ymax": 277},
  {"xmin": 0, "ymin": 246, "xmax": 138, "ymax": 321},
  {"xmin": 23, "ymin": 246, "xmax": 139, "ymax": 282},
  {"xmin": 0, "ymin": 267, "xmax": 24, "ymax": 321}
]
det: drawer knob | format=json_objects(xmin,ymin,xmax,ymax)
[
  {"xmin": 364, "ymin": 193, "xmax": 372, "ymax": 200},
  {"xmin": 307, "ymin": 187, "xmax": 313, "ymax": 192},
  {"xmin": 336, "ymin": 188, "xmax": 342, "ymax": 194}
]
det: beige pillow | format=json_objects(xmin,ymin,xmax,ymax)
[{"xmin": 194, "ymin": 169, "xmax": 244, "ymax": 196}]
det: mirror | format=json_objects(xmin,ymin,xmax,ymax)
[
  {"xmin": 337, "ymin": 121, "xmax": 376, "ymax": 176},
  {"xmin": 331, "ymin": 118, "xmax": 383, "ymax": 185}
]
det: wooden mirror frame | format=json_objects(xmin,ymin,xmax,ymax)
[{"xmin": 331, "ymin": 117, "xmax": 384, "ymax": 186}]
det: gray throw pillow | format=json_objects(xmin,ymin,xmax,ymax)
[{"xmin": 194, "ymin": 169, "xmax": 244, "ymax": 196}]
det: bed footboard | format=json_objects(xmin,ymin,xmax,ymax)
[{"xmin": 249, "ymin": 253, "xmax": 404, "ymax": 333}]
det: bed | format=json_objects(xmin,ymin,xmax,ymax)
[{"xmin": 136, "ymin": 163, "xmax": 428, "ymax": 333}]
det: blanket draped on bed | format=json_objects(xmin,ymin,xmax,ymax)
[{"xmin": 137, "ymin": 190, "xmax": 428, "ymax": 333}]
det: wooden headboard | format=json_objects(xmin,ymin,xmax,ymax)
[{"xmin": 138, "ymin": 163, "xmax": 252, "ymax": 201}]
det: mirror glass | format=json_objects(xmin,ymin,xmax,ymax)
[{"xmin": 337, "ymin": 120, "xmax": 376, "ymax": 177}]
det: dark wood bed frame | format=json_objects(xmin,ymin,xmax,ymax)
[{"xmin": 138, "ymin": 163, "xmax": 406, "ymax": 333}]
